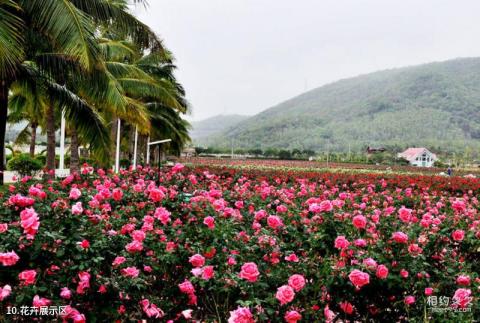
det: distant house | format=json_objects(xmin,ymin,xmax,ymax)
[
  {"xmin": 181, "ymin": 147, "xmax": 197, "ymax": 158},
  {"xmin": 398, "ymin": 148, "xmax": 437, "ymax": 167}
]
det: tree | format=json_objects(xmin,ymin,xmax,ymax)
[
  {"xmin": 0, "ymin": 0, "xmax": 164, "ymax": 183},
  {"xmin": 8, "ymin": 80, "xmax": 47, "ymax": 157}
]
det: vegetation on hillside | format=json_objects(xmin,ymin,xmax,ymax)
[
  {"xmin": 190, "ymin": 114, "xmax": 249, "ymax": 143},
  {"xmin": 201, "ymin": 58, "xmax": 480, "ymax": 154}
]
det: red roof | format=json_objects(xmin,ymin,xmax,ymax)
[{"xmin": 398, "ymin": 148, "xmax": 437, "ymax": 162}]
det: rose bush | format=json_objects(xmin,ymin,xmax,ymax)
[{"xmin": 0, "ymin": 164, "xmax": 478, "ymax": 322}]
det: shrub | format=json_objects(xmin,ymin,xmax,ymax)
[
  {"xmin": 0, "ymin": 165, "xmax": 478, "ymax": 322},
  {"xmin": 34, "ymin": 154, "xmax": 46, "ymax": 166},
  {"xmin": 6, "ymin": 153, "xmax": 43, "ymax": 177}
]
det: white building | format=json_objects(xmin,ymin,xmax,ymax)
[{"xmin": 398, "ymin": 148, "xmax": 437, "ymax": 167}]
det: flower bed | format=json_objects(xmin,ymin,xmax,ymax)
[
  {"xmin": 0, "ymin": 164, "xmax": 479, "ymax": 322},
  {"xmin": 182, "ymin": 157, "xmax": 479, "ymax": 176}
]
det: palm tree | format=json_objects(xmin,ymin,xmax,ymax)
[
  {"xmin": 7, "ymin": 80, "xmax": 48, "ymax": 156},
  {"xmin": 95, "ymin": 38, "xmax": 190, "ymax": 165},
  {"xmin": 0, "ymin": 0, "xmax": 164, "ymax": 184}
]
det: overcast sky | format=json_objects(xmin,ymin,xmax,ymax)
[{"xmin": 133, "ymin": 0, "xmax": 480, "ymax": 121}]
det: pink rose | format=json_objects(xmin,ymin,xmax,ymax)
[
  {"xmin": 452, "ymin": 230, "xmax": 465, "ymax": 242},
  {"xmin": 112, "ymin": 256, "xmax": 126, "ymax": 266},
  {"xmin": 20, "ymin": 207, "xmax": 40, "ymax": 239},
  {"xmin": 276, "ymin": 285, "xmax": 295, "ymax": 305},
  {"xmin": 125, "ymin": 240, "xmax": 143, "ymax": 253},
  {"xmin": 19, "ymin": 270, "xmax": 37, "ymax": 285},
  {"xmin": 309, "ymin": 200, "xmax": 333, "ymax": 213},
  {"xmin": 189, "ymin": 254, "xmax": 205, "ymax": 268},
  {"xmin": 452, "ymin": 199, "xmax": 466, "ymax": 212},
  {"xmin": 0, "ymin": 251, "xmax": 20, "ymax": 266},
  {"xmin": 154, "ymin": 207, "xmax": 171, "ymax": 225},
  {"xmin": 69, "ymin": 188, "xmax": 81, "ymax": 200},
  {"xmin": 0, "ymin": 285, "xmax": 11, "ymax": 301},
  {"xmin": 60, "ymin": 287, "xmax": 72, "ymax": 299},
  {"xmin": 131, "ymin": 230, "xmax": 146, "ymax": 242},
  {"xmin": 178, "ymin": 280, "xmax": 195, "ymax": 295},
  {"xmin": 376, "ymin": 265, "xmax": 389, "ymax": 279},
  {"xmin": 285, "ymin": 253, "xmax": 299, "ymax": 262},
  {"xmin": 425, "ymin": 287, "xmax": 433, "ymax": 295},
  {"xmin": 267, "ymin": 215, "xmax": 284, "ymax": 229},
  {"xmin": 149, "ymin": 188, "xmax": 165, "ymax": 202},
  {"xmin": 348, "ymin": 269, "xmax": 370, "ymax": 289},
  {"xmin": 362, "ymin": 258, "xmax": 377, "ymax": 270},
  {"xmin": 228, "ymin": 306, "xmax": 254, "ymax": 323},
  {"xmin": 407, "ymin": 243, "xmax": 423, "ymax": 257},
  {"xmin": 33, "ymin": 295, "xmax": 51, "ymax": 308},
  {"xmin": 452, "ymin": 288, "xmax": 472, "ymax": 308},
  {"xmin": 352, "ymin": 215, "xmax": 367, "ymax": 229},
  {"xmin": 203, "ymin": 216, "xmax": 215, "ymax": 229},
  {"xmin": 77, "ymin": 272, "xmax": 90, "ymax": 294},
  {"xmin": 171, "ymin": 163, "xmax": 185, "ymax": 173},
  {"xmin": 398, "ymin": 207, "xmax": 412, "ymax": 223},
  {"xmin": 0, "ymin": 223, "xmax": 7, "ymax": 233},
  {"xmin": 182, "ymin": 309, "xmax": 193, "ymax": 319},
  {"xmin": 319, "ymin": 200, "xmax": 333, "ymax": 212},
  {"xmin": 392, "ymin": 231, "xmax": 408, "ymax": 243},
  {"xmin": 456, "ymin": 275, "xmax": 470, "ymax": 286},
  {"xmin": 288, "ymin": 274, "xmax": 306, "ymax": 291},
  {"xmin": 276, "ymin": 205, "xmax": 288, "ymax": 213},
  {"xmin": 340, "ymin": 301, "xmax": 354, "ymax": 314},
  {"xmin": 112, "ymin": 188, "xmax": 123, "ymax": 201},
  {"xmin": 239, "ymin": 262, "xmax": 260, "ymax": 282},
  {"xmin": 284, "ymin": 310, "xmax": 302, "ymax": 323},
  {"xmin": 334, "ymin": 236, "xmax": 350, "ymax": 249},
  {"xmin": 121, "ymin": 266, "xmax": 140, "ymax": 278},
  {"xmin": 72, "ymin": 202, "xmax": 83, "ymax": 215},
  {"xmin": 140, "ymin": 299, "xmax": 164, "ymax": 318},
  {"xmin": 404, "ymin": 296, "xmax": 415, "ymax": 305},
  {"xmin": 354, "ymin": 239, "xmax": 367, "ymax": 247},
  {"xmin": 202, "ymin": 266, "xmax": 215, "ymax": 280}
]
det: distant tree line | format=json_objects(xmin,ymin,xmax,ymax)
[{"xmin": 194, "ymin": 145, "xmax": 480, "ymax": 168}]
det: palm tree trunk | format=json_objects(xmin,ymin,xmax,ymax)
[
  {"xmin": 70, "ymin": 126, "xmax": 79, "ymax": 174},
  {"xmin": 46, "ymin": 102, "xmax": 56, "ymax": 175},
  {"xmin": 0, "ymin": 80, "xmax": 9, "ymax": 185},
  {"xmin": 30, "ymin": 123, "xmax": 37, "ymax": 157}
]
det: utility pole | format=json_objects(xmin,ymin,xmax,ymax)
[
  {"xmin": 326, "ymin": 143, "xmax": 330, "ymax": 167},
  {"xmin": 59, "ymin": 110, "xmax": 66, "ymax": 170},
  {"xmin": 133, "ymin": 126, "xmax": 138, "ymax": 169},
  {"xmin": 115, "ymin": 118, "xmax": 121, "ymax": 173}
]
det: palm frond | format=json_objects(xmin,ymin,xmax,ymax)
[
  {"xmin": 14, "ymin": 124, "xmax": 31, "ymax": 145},
  {"xmin": 70, "ymin": 0, "xmax": 164, "ymax": 51},
  {"xmin": 21, "ymin": 0, "xmax": 101, "ymax": 71},
  {"xmin": 0, "ymin": 0, "xmax": 25, "ymax": 78},
  {"xmin": 99, "ymin": 38, "xmax": 140, "ymax": 62},
  {"xmin": 46, "ymin": 82, "xmax": 111, "ymax": 163}
]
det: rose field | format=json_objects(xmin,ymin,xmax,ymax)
[{"xmin": 0, "ymin": 164, "xmax": 479, "ymax": 322}]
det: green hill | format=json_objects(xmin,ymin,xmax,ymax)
[
  {"xmin": 203, "ymin": 57, "xmax": 480, "ymax": 153},
  {"xmin": 191, "ymin": 114, "xmax": 249, "ymax": 144}
]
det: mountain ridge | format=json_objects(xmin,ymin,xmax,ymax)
[{"xmin": 200, "ymin": 57, "xmax": 480, "ymax": 153}]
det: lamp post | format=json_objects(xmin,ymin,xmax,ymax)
[{"xmin": 147, "ymin": 139, "xmax": 172, "ymax": 182}]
